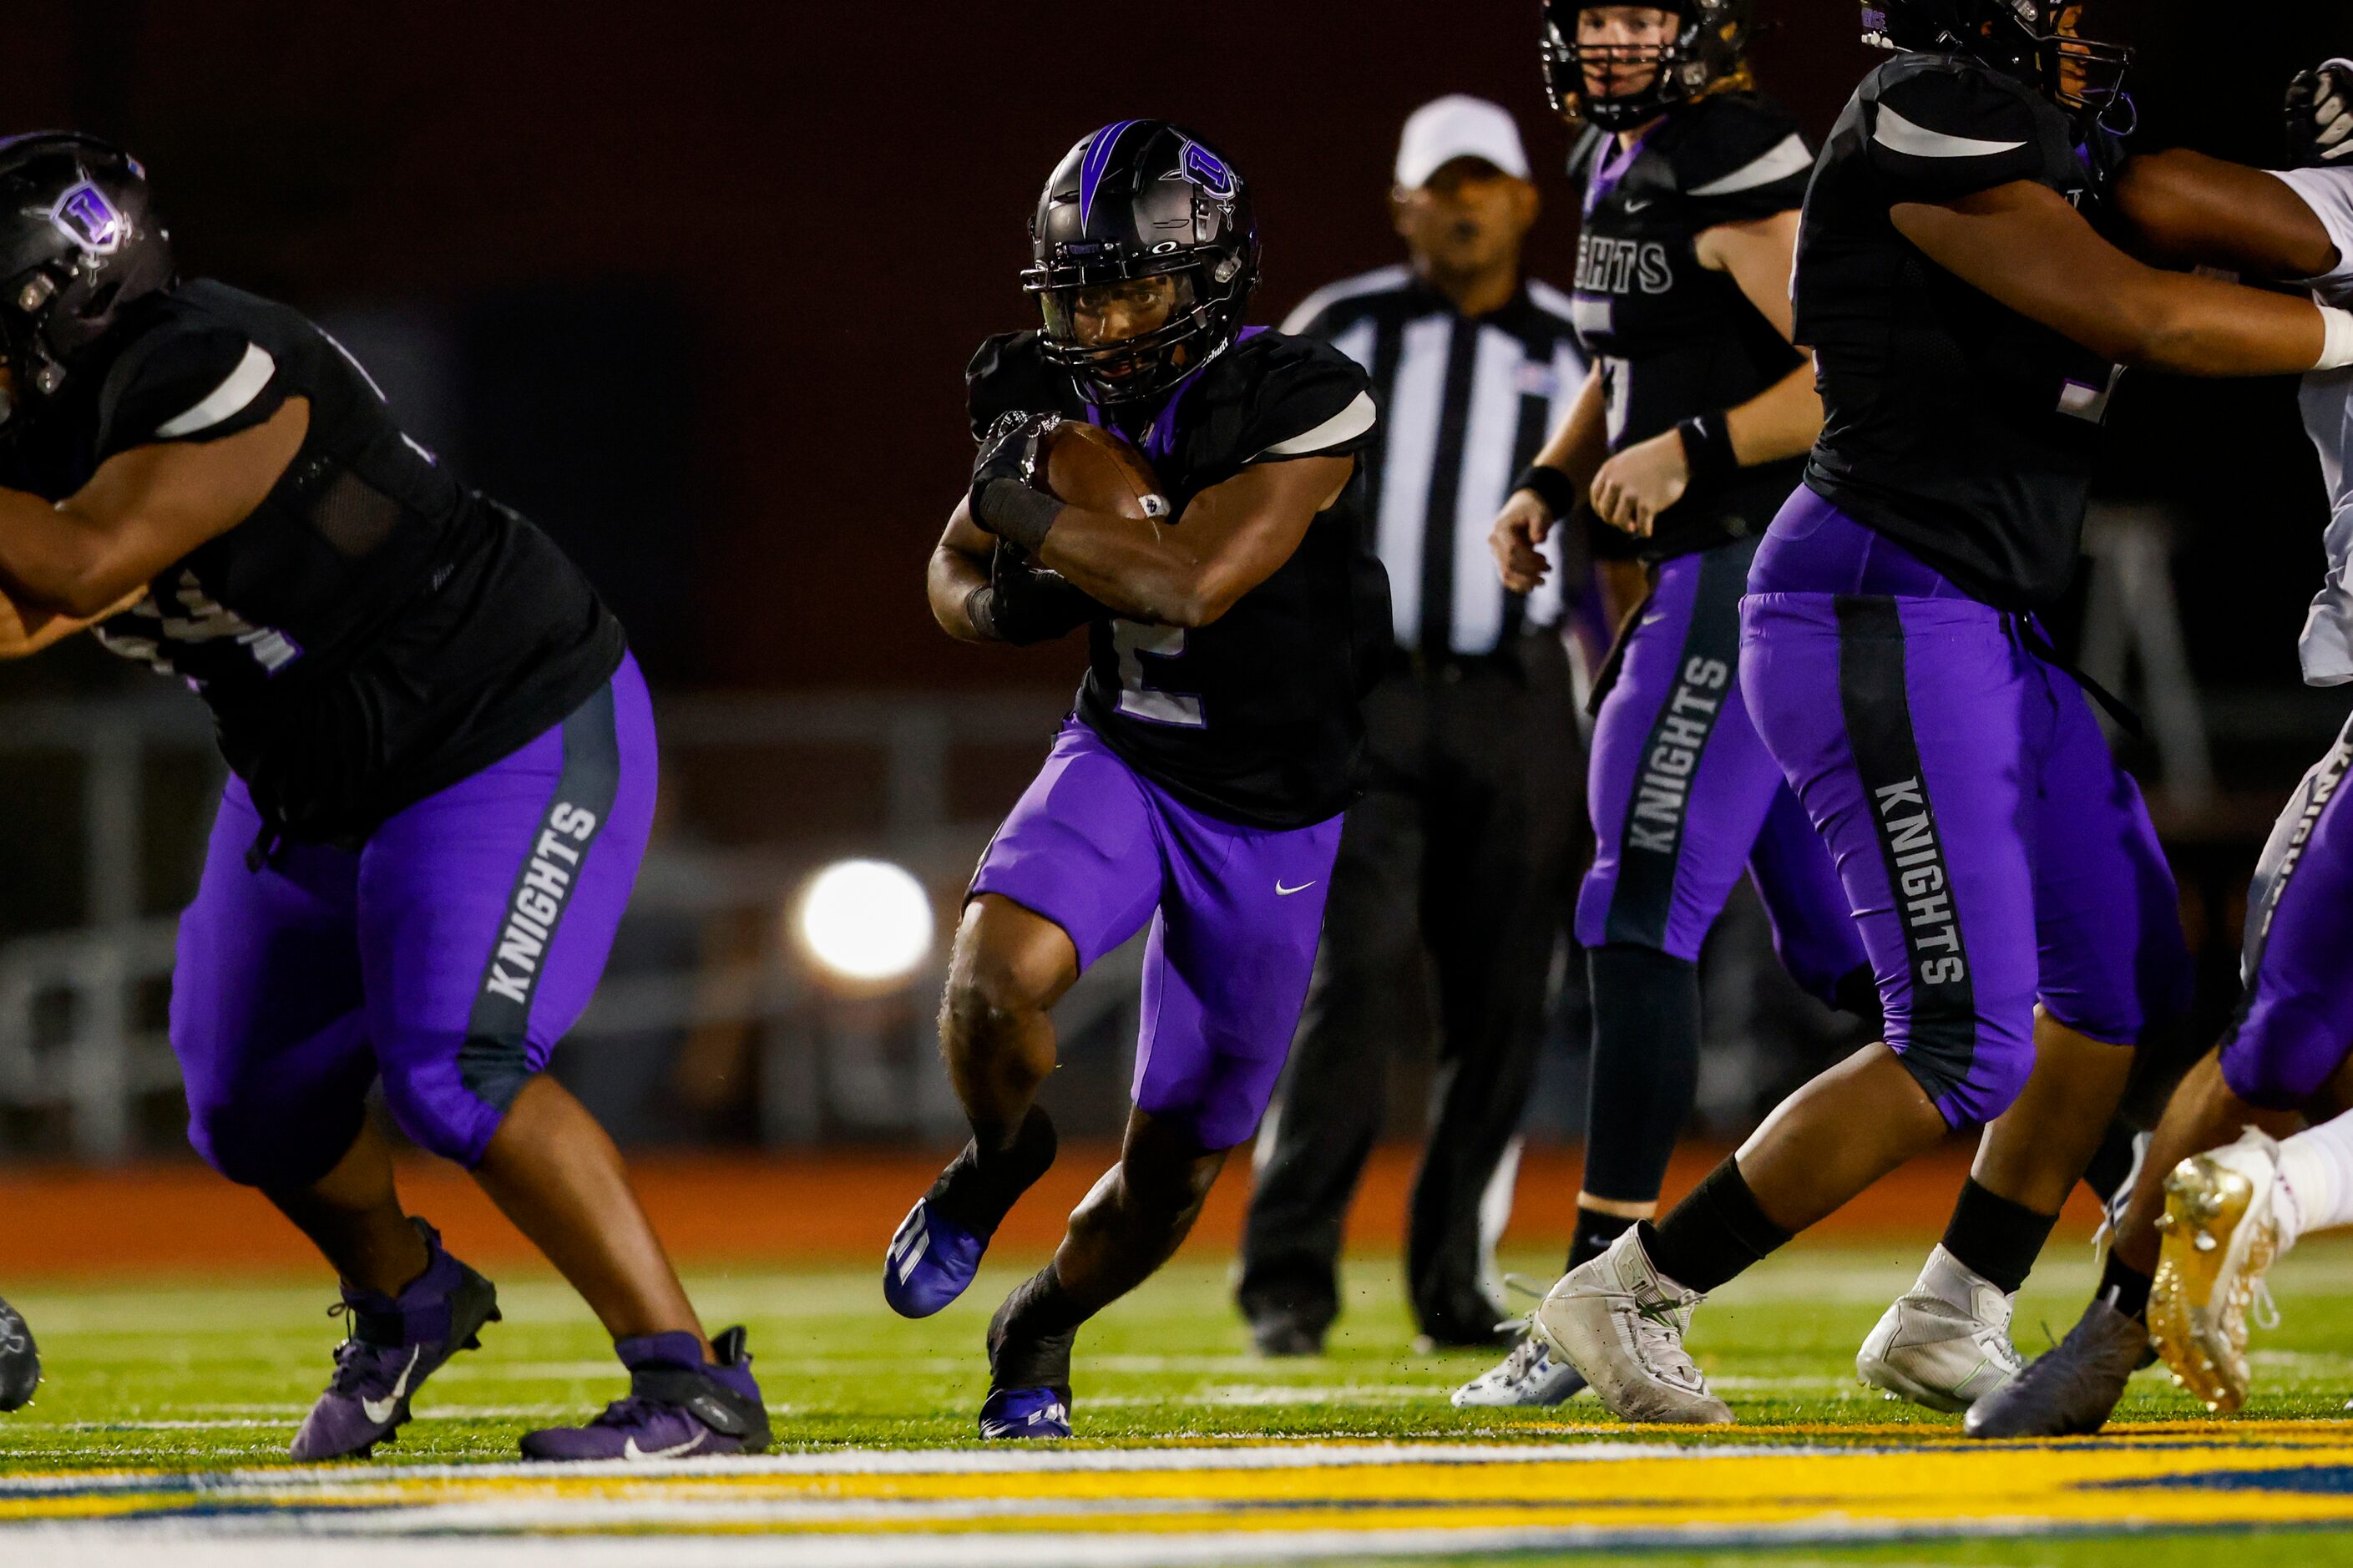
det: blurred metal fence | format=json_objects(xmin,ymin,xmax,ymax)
[{"xmin": 0, "ymin": 689, "xmax": 1151, "ymax": 1162}]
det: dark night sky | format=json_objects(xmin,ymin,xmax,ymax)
[{"xmin": 0, "ymin": 1, "xmax": 2340, "ymax": 701}]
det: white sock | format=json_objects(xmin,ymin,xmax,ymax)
[
  {"xmin": 2275, "ymin": 1110, "xmax": 2353, "ymax": 1244},
  {"xmin": 1917, "ymin": 1243, "xmax": 2007, "ymax": 1313}
]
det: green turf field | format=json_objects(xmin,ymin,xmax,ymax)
[{"xmin": 8, "ymin": 1238, "xmax": 2353, "ymax": 1562}]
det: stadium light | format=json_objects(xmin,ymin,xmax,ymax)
[{"xmin": 797, "ymin": 857, "xmax": 936, "ymax": 985}]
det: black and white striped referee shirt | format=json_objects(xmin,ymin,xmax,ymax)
[{"xmin": 1283, "ymin": 266, "xmax": 1587, "ymax": 656}]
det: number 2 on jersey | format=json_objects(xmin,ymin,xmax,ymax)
[{"xmin": 1112, "ymin": 620, "xmax": 1204, "ymax": 727}]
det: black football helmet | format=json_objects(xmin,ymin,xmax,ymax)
[
  {"xmin": 0, "ymin": 134, "xmax": 172, "ymax": 415},
  {"xmin": 1861, "ymin": 1, "xmax": 2133, "ymax": 126},
  {"xmin": 1023, "ymin": 120, "xmax": 1259, "ymax": 407},
  {"xmin": 1541, "ymin": 1, "xmax": 1753, "ymax": 132}
]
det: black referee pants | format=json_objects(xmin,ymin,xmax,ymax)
[{"xmin": 1237, "ymin": 631, "xmax": 1585, "ymax": 1344}]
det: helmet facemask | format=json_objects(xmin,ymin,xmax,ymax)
[
  {"xmin": 1543, "ymin": 2, "xmax": 1747, "ymax": 133},
  {"xmin": 1023, "ymin": 122, "xmax": 1259, "ymax": 407},
  {"xmin": 1860, "ymin": 1, "xmax": 2133, "ymax": 131}
]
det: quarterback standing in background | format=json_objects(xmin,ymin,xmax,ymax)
[
  {"xmin": 0, "ymin": 134, "xmax": 766, "ymax": 1462},
  {"xmin": 1469, "ymin": 0, "xmax": 1879, "ymax": 1408},
  {"xmin": 895, "ymin": 119, "xmax": 1384, "ymax": 1438}
]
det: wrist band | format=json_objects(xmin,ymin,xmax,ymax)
[
  {"xmin": 963, "ymin": 583, "xmax": 1002, "ymax": 641},
  {"xmin": 977, "ymin": 479, "xmax": 1063, "ymax": 554},
  {"xmin": 2317, "ymin": 305, "xmax": 2353, "ymax": 371},
  {"xmin": 1512, "ymin": 463, "xmax": 1581, "ymax": 520},
  {"xmin": 1676, "ymin": 413, "xmax": 1742, "ymax": 489}
]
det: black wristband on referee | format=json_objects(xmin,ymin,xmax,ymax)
[
  {"xmin": 975, "ymin": 479, "xmax": 1063, "ymax": 554},
  {"xmin": 1512, "ymin": 463, "xmax": 1581, "ymax": 520},
  {"xmin": 1676, "ymin": 413, "xmax": 1741, "ymax": 491}
]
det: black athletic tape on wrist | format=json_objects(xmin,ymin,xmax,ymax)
[
  {"xmin": 1676, "ymin": 413, "xmax": 1740, "ymax": 490},
  {"xmin": 1512, "ymin": 463, "xmax": 1581, "ymax": 520},
  {"xmin": 979, "ymin": 479, "xmax": 1063, "ymax": 554},
  {"xmin": 963, "ymin": 584, "xmax": 1002, "ymax": 642}
]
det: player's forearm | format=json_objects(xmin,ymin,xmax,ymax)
[
  {"xmin": 1035, "ymin": 505, "xmax": 1219, "ymax": 626},
  {"xmin": 2120, "ymin": 272, "xmax": 2335, "ymax": 377},
  {"xmin": 2115, "ymin": 149, "xmax": 2340, "ymax": 280},
  {"xmin": 1723, "ymin": 364, "xmax": 1823, "ymax": 468},
  {"xmin": 0, "ymin": 489, "xmax": 122, "ymax": 616},
  {"xmin": 1529, "ymin": 367, "xmax": 1610, "ymax": 494},
  {"xmin": 0, "ymin": 581, "xmax": 134, "ymax": 658},
  {"xmin": 927, "ymin": 543, "xmax": 995, "ymax": 641}
]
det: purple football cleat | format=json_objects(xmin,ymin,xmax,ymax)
[
  {"xmin": 883, "ymin": 1198, "xmax": 989, "ymax": 1318},
  {"xmin": 978, "ymin": 1386, "xmax": 1072, "ymax": 1440},
  {"xmin": 519, "ymin": 1326, "xmax": 770, "ymax": 1461},
  {"xmin": 290, "ymin": 1218, "xmax": 500, "ymax": 1461},
  {"xmin": 883, "ymin": 1107, "xmax": 1057, "ymax": 1319}
]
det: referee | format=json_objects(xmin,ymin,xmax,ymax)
[{"xmin": 1238, "ymin": 96, "xmax": 1589, "ymax": 1355}]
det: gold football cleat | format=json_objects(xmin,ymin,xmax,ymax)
[{"xmin": 2147, "ymin": 1130, "xmax": 2285, "ymax": 1414}]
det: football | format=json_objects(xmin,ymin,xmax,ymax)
[{"xmin": 1043, "ymin": 420, "xmax": 1169, "ymax": 521}]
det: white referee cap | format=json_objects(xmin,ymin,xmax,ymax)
[{"xmin": 1394, "ymin": 95, "xmax": 1531, "ymax": 190}]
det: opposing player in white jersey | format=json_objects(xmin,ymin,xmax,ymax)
[{"xmin": 1969, "ymin": 58, "xmax": 2353, "ymax": 1434}]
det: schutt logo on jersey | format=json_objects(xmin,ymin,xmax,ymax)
[
  {"xmin": 483, "ymin": 804, "xmax": 602, "ymax": 1005},
  {"xmin": 1576, "ymin": 232, "xmax": 1673, "ymax": 297},
  {"xmin": 48, "ymin": 180, "xmax": 128, "ymax": 255}
]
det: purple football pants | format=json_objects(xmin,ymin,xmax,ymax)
[
  {"xmin": 173, "ymin": 655, "xmax": 655, "ymax": 1186},
  {"xmin": 1577, "ymin": 534, "xmax": 1870, "ymax": 1006},
  {"xmin": 2220, "ymin": 711, "xmax": 2353, "ymax": 1108},
  {"xmin": 1739, "ymin": 490, "xmax": 2191, "ymax": 1129},
  {"xmin": 970, "ymin": 718, "xmax": 1342, "ymax": 1151}
]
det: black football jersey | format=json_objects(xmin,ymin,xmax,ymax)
[
  {"xmin": 1570, "ymin": 92, "xmax": 1814, "ymax": 562},
  {"xmin": 967, "ymin": 329, "xmax": 1386, "ymax": 828},
  {"xmin": 1795, "ymin": 53, "xmax": 2129, "ymax": 609},
  {"xmin": 0, "ymin": 280, "xmax": 625, "ymax": 842}
]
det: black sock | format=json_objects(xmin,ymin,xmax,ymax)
[
  {"xmin": 1568, "ymin": 1206, "xmax": 1637, "ymax": 1273},
  {"xmin": 933, "ymin": 1105, "xmax": 1057, "ymax": 1237},
  {"xmin": 1941, "ymin": 1178, "xmax": 2057, "ymax": 1295},
  {"xmin": 2079, "ymin": 1120, "xmax": 2143, "ymax": 1208},
  {"xmin": 988, "ymin": 1264, "xmax": 1083, "ymax": 1393},
  {"xmin": 1643, "ymin": 1157, "xmax": 1793, "ymax": 1294},
  {"xmin": 2095, "ymin": 1247, "xmax": 2153, "ymax": 1323},
  {"xmin": 1583, "ymin": 944, "xmax": 1702, "ymax": 1203}
]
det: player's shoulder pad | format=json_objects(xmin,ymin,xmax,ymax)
[
  {"xmin": 1199, "ymin": 329, "xmax": 1377, "ymax": 468},
  {"xmin": 94, "ymin": 282, "xmax": 288, "ymax": 462},
  {"xmin": 1856, "ymin": 52, "xmax": 2056, "ymax": 200},
  {"xmin": 1280, "ymin": 264, "xmax": 1413, "ymax": 338},
  {"xmin": 1667, "ymin": 93, "xmax": 1814, "ymax": 220},
  {"xmin": 965, "ymin": 330, "xmax": 1064, "ymax": 442}
]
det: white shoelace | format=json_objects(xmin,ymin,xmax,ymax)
[{"xmin": 1622, "ymin": 1295, "xmax": 1705, "ymax": 1390}]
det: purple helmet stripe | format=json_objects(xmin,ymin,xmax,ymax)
[{"xmin": 1077, "ymin": 119, "xmax": 1145, "ymax": 234}]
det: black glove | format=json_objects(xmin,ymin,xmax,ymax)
[
  {"xmin": 969, "ymin": 410, "xmax": 1065, "ymax": 552},
  {"xmin": 965, "ymin": 542, "xmax": 1096, "ymax": 646},
  {"xmin": 2287, "ymin": 59, "xmax": 2353, "ymax": 168}
]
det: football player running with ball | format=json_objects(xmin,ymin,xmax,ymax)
[
  {"xmin": 897, "ymin": 122, "xmax": 1384, "ymax": 1439},
  {"xmin": 1970, "ymin": 57, "xmax": 2353, "ymax": 1435},
  {"xmin": 0, "ymin": 135, "xmax": 766, "ymax": 1462},
  {"xmin": 1537, "ymin": 3, "xmax": 2353, "ymax": 1425},
  {"xmin": 1466, "ymin": 0, "xmax": 1882, "ymax": 1412}
]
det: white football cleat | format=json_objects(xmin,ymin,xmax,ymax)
[
  {"xmin": 1532, "ymin": 1228, "xmax": 1731, "ymax": 1424},
  {"xmin": 1452, "ymin": 1323, "xmax": 1589, "ymax": 1409},
  {"xmin": 2149, "ymin": 1127, "xmax": 2290, "ymax": 1413},
  {"xmin": 1856, "ymin": 1244, "xmax": 2023, "ymax": 1414}
]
